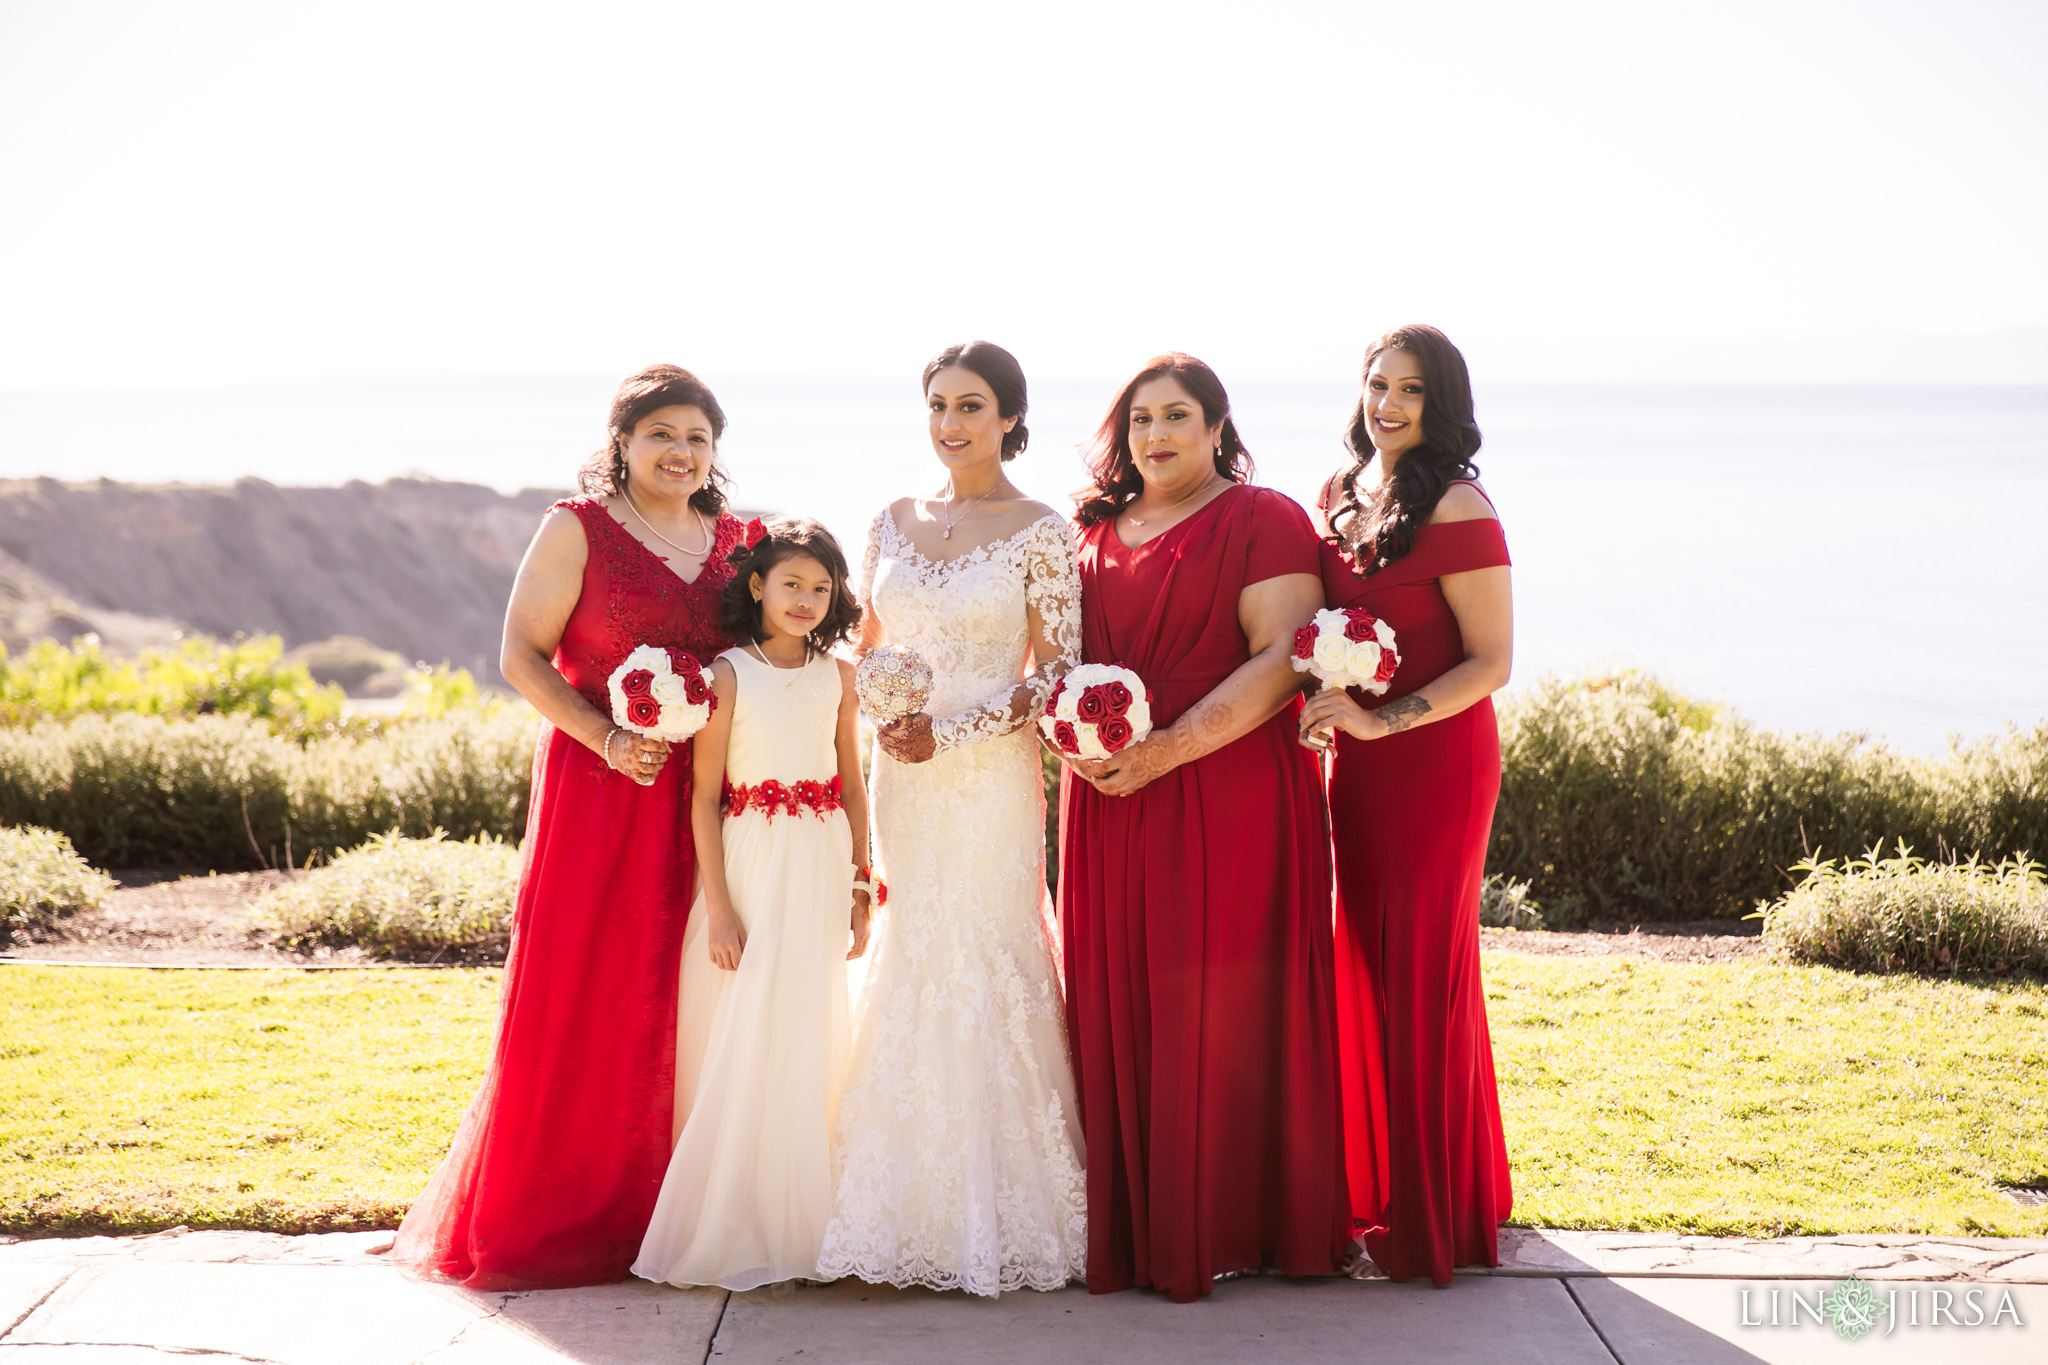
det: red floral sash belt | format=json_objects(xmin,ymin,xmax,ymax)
[{"xmin": 721, "ymin": 774, "xmax": 845, "ymax": 820}]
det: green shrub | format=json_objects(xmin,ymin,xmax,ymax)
[
  {"xmin": 251, "ymin": 831, "xmax": 521, "ymax": 959},
  {"xmin": 1489, "ymin": 672, "xmax": 2046, "ymax": 922},
  {"xmin": 1479, "ymin": 873, "xmax": 1545, "ymax": 929},
  {"xmin": 0, "ymin": 824, "xmax": 116, "ymax": 936},
  {"xmin": 0, "ymin": 708, "xmax": 538, "ymax": 870},
  {"xmin": 1757, "ymin": 846, "xmax": 2048, "ymax": 976},
  {"xmin": 0, "ymin": 635, "xmax": 344, "ymax": 733}
]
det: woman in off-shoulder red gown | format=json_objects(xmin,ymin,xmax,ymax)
[
  {"xmin": 1303, "ymin": 326, "xmax": 1515, "ymax": 1286},
  {"xmin": 1058, "ymin": 354, "xmax": 1349, "ymax": 1303},
  {"xmin": 394, "ymin": 367, "xmax": 743, "ymax": 1289}
]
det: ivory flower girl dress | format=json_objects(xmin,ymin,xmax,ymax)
[{"xmin": 631, "ymin": 647, "xmax": 855, "ymax": 1290}]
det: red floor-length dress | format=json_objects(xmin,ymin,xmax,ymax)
[
  {"xmin": 1060, "ymin": 484, "xmax": 1350, "ymax": 1303},
  {"xmin": 393, "ymin": 497, "xmax": 741, "ymax": 1289},
  {"xmin": 1319, "ymin": 481, "xmax": 1514, "ymax": 1285}
]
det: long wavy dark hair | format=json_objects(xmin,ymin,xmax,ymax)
[
  {"xmin": 577, "ymin": 364, "xmax": 730, "ymax": 517},
  {"xmin": 1326, "ymin": 325, "xmax": 1481, "ymax": 575},
  {"xmin": 1073, "ymin": 353, "xmax": 1254, "ymax": 528},
  {"xmin": 719, "ymin": 517, "xmax": 861, "ymax": 650},
  {"xmin": 923, "ymin": 341, "xmax": 1030, "ymax": 461}
]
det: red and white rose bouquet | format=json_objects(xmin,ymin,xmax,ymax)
[
  {"xmin": 1292, "ymin": 607, "xmax": 1400, "ymax": 694},
  {"xmin": 1039, "ymin": 663, "xmax": 1154, "ymax": 760},
  {"xmin": 608, "ymin": 644, "xmax": 716, "ymax": 742}
]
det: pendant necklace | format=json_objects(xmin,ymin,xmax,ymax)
[
  {"xmin": 1128, "ymin": 471, "xmax": 1225, "ymax": 528},
  {"xmin": 624, "ymin": 488, "xmax": 713, "ymax": 560},
  {"xmin": 937, "ymin": 478, "xmax": 1001, "ymax": 540}
]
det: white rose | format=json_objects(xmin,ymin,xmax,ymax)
[
  {"xmin": 1311, "ymin": 631, "xmax": 1350, "ymax": 673},
  {"xmin": 1374, "ymin": 618, "xmax": 1397, "ymax": 649},
  {"xmin": 1344, "ymin": 641, "xmax": 1381, "ymax": 681},
  {"xmin": 651, "ymin": 673, "xmax": 688, "ymax": 707}
]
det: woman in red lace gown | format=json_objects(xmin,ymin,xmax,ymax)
[
  {"xmin": 1056, "ymin": 354, "xmax": 1349, "ymax": 1303},
  {"xmin": 1301, "ymin": 325, "xmax": 1515, "ymax": 1286},
  {"xmin": 393, "ymin": 366, "xmax": 747, "ymax": 1289}
]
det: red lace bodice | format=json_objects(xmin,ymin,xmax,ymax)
[{"xmin": 551, "ymin": 497, "xmax": 742, "ymax": 708}]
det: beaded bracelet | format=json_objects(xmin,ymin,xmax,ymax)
[{"xmin": 601, "ymin": 726, "xmax": 627, "ymax": 773}]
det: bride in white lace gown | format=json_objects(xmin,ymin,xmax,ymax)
[{"xmin": 816, "ymin": 343, "xmax": 1087, "ymax": 1295}]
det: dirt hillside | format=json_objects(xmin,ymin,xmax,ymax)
[{"xmin": 0, "ymin": 478, "xmax": 564, "ymax": 685}]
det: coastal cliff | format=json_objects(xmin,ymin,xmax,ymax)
[{"xmin": 0, "ymin": 478, "xmax": 565, "ymax": 686}]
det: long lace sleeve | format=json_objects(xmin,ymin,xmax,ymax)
[
  {"xmin": 853, "ymin": 508, "xmax": 887, "ymax": 658},
  {"xmin": 929, "ymin": 516, "xmax": 1082, "ymax": 756}
]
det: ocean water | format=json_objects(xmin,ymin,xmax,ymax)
[{"xmin": 2, "ymin": 376, "xmax": 2043, "ymax": 753}]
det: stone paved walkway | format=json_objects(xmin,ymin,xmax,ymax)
[{"xmin": 1, "ymin": 1227, "xmax": 2041, "ymax": 1363}]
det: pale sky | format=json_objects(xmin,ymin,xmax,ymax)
[{"xmin": 2, "ymin": 0, "xmax": 2044, "ymax": 390}]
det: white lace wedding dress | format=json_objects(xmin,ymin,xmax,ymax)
[{"xmin": 815, "ymin": 507, "xmax": 1088, "ymax": 1296}]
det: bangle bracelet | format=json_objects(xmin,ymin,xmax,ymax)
[{"xmin": 602, "ymin": 726, "xmax": 625, "ymax": 772}]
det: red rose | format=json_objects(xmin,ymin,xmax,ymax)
[
  {"xmin": 627, "ymin": 696, "xmax": 661, "ymax": 728},
  {"xmin": 876, "ymin": 880, "xmax": 889, "ymax": 907},
  {"xmin": 1076, "ymin": 685, "xmax": 1109, "ymax": 723},
  {"xmin": 1374, "ymin": 647, "xmax": 1399, "ymax": 684},
  {"xmin": 1044, "ymin": 677, "xmax": 1066, "ymax": 717},
  {"xmin": 669, "ymin": 648, "xmax": 702, "ymax": 676},
  {"xmin": 684, "ymin": 672, "xmax": 710, "ymax": 705},
  {"xmin": 1098, "ymin": 716, "xmax": 1134, "ymax": 752},
  {"xmin": 1292, "ymin": 625, "xmax": 1316, "ymax": 660},
  {"xmin": 1053, "ymin": 720, "xmax": 1080, "ymax": 754},
  {"xmin": 1103, "ymin": 681, "xmax": 1132, "ymax": 716},
  {"xmin": 621, "ymin": 668, "xmax": 655, "ymax": 699},
  {"xmin": 1343, "ymin": 610, "xmax": 1377, "ymax": 643}
]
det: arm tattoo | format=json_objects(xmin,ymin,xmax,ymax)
[{"xmin": 1379, "ymin": 694, "xmax": 1432, "ymax": 734}]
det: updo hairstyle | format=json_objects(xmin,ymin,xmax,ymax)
[
  {"xmin": 718, "ymin": 517, "xmax": 861, "ymax": 650},
  {"xmin": 1073, "ymin": 353, "xmax": 1254, "ymax": 528},
  {"xmin": 578, "ymin": 364, "xmax": 731, "ymax": 517},
  {"xmin": 922, "ymin": 341, "xmax": 1030, "ymax": 461}
]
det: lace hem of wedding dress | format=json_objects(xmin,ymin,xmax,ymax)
[{"xmin": 859, "ymin": 510, "xmax": 1082, "ymax": 757}]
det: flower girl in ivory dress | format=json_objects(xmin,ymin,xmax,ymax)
[{"xmin": 632, "ymin": 518, "xmax": 872, "ymax": 1291}]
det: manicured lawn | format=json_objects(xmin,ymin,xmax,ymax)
[
  {"xmin": 1490, "ymin": 956, "xmax": 2048, "ymax": 1237},
  {"xmin": 3, "ymin": 957, "xmax": 2044, "ymax": 1237},
  {"xmin": 1, "ymin": 966, "xmax": 497, "ymax": 1233}
]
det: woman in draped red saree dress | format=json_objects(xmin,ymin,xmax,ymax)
[
  {"xmin": 1056, "ymin": 354, "xmax": 1350, "ymax": 1303},
  {"xmin": 1300, "ymin": 325, "xmax": 1516, "ymax": 1286},
  {"xmin": 393, "ymin": 366, "xmax": 746, "ymax": 1289}
]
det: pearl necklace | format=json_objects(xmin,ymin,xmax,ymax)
[
  {"xmin": 747, "ymin": 641, "xmax": 808, "ymax": 691},
  {"xmin": 623, "ymin": 488, "xmax": 713, "ymax": 559}
]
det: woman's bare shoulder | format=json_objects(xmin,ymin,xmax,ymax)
[{"xmin": 1428, "ymin": 482, "xmax": 1498, "ymax": 525}]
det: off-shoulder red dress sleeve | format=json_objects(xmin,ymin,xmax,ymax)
[
  {"xmin": 1060, "ymin": 485, "xmax": 1351, "ymax": 1302},
  {"xmin": 392, "ymin": 499, "xmax": 741, "ymax": 1289},
  {"xmin": 1317, "ymin": 483, "xmax": 1514, "ymax": 1285}
]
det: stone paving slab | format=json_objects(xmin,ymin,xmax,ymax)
[
  {"xmin": 1575, "ymin": 1277, "xmax": 2045, "ymax": 1364},
  {"xmin": 1492, "ymin": 1228, "xmax": 2048, "ymax": 1282},
  {"xmin": 4, "ymin": 1229, "xmax": 2046, "ymax": 1363},
  {"xmin": 711, "ymin": 1274, "xmax": 1612, "ymax": 1364}
]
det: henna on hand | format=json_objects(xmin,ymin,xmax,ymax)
[{"xmin": 1378, "ymin": 694, "xmax": 1432, "ymax": 734}]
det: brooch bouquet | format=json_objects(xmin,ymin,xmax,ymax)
[{"xmin": 854, "ymin": 645, "xmax": 934, "ymax": 726}]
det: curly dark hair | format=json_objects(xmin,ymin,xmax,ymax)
[
  {"xmin": 922, "ymin": 341, "xmax": 1030, "ymax": 461},
  {"xmin": 719, "ymin": 517, "xmax": 861, "ymax": 650},
  {"xmin": 1073, "ymin": 353, "xmax": 1254, "ymax": 528},
  {"xmin": 577, "ymin": 364, "xmax": 730, "ymax": 517},
  {"xmin": 1325, "ymin": 325, "xmax": 1482, "ymax": 575}
]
